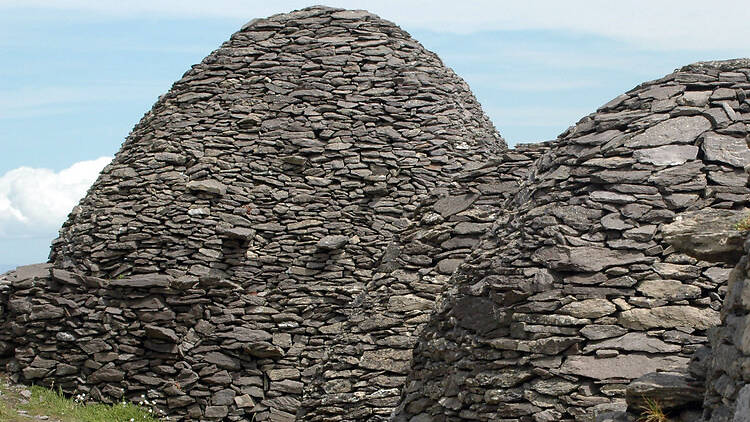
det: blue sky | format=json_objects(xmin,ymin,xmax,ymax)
[{"xmin": 1, "ymin": 0, "xmax": 749, "ymax": 268}]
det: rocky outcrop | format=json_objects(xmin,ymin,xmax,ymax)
[{"xmin": 395, "ymin": 59, "xmax": 750, "ymax": 421}]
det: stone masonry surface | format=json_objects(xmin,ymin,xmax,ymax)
[
  {"xmin": 394, "ymin": 59, "xmax": 750, "ymax": 422},
  {"xmin": 0, "ymin": 5, "xmax": 535, "ymax": 422},
  {"xmin": 1, "ymin": 6, "xmax": 750, "ymax": 422}
]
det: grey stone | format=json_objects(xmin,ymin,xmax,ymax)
[
  {"xmin": 580, "ymin": 325, "xmax": 630, "ymax": 340},
  {"xmin": 388, "ymin": 295, "xmax": 432, "ymax": 312},
  {"xmin": 702, "ymin": 132, "xmax": 750, "ymax": 167},
  {"xmin": 234, "ymin": 394, "xmax": 255, "ymax": 408},
  {"xmin": 733, "ymin": 384, "xmax": 750, "ymax": 422},
  {"xmin": 662, "ymin": 208, "xmax": 748, "ymax": 263},
  {"xmin": 633, "ymin": 145, "xmax": 699, "ymax": 166},
  {"xmin": 558, "ymin": 299, "xmax": 616, "ymax": 319},
  {"xmin": 187, "ymin": 179, "xmax": 227, "ymax": 196},
  {"xmin": 532, "ymin": 246, "xmax": 646, "ymax": 272},
  {"xmin": 560, "ymin": 354, "xmax": 689, "ymax": 380},
  {"xmin": 625, "ymin": 372, "xmax": 703, "ymax": 411},
  {"xmin": 624, "ymin": 116, "xmax": 711, "ymax": 148},
  {"xmin": 618, "ymin": 306, "xmax": 720, "ymax": 330},
  {"xmin": 204, "ymin": 405, "xmax": 229, "ymax": 419},
  {"xmin": 145, "ymin": 325, "xmax": 179, "ymax": 343},
  {"xmin": 582, "ymin": 332, "xmax": 681, "ymax": 354},
  {"xmin": 109, "ymin": 274, "xmax": 172, "ymax": 288},
  {"xmin": 316, "ymin": 235, "xmax": 349, "ymax": 250},
  {"xmin": 88, "ymin": 367, "xmax": 125, "ymax": 383},
  {"xmin": 636, "ymin": 279, "xmax": 701, "ymax": 301},
  {"xmin": 433, "ymin": 193, "xmax": 479, "ymax": 218},
  {"xmin": 360, "ymin": 349, "xmax": 412, "ymax": 373}
]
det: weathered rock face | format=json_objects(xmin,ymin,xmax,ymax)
[{"xmin": 395, "ymin": 60, "xmax": 750, "ymax": 421}]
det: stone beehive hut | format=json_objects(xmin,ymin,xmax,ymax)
[
  {"xmin": 1, "ymin": 5, "xmax": 750, "ymax": 422},
  {"xmin": 394, "ymin": 60, "xmax": 750, "ymax": 421},
  {"xmin": 0, "ymin": 5, "xmax": 537, "ymax": 422}
]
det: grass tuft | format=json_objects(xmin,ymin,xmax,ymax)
[
  {"xmin": 638, "ymin": 396, "xmax": 671, "ymax": 422},
  {"xmin": 736, "ymin": 214, "xmax": 750, "ymax": 232}
]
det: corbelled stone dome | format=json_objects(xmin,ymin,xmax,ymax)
[
  {"xmin": 51, "ymin": 5, "xmax": 504, "ymax": 277},
  {"xmin": 395, "ymin": 60, "xmax": 750, "ymax": 421},
  {"xmin": 4, "ymin": 5, "xmax": 749, "ymax": 421},
  {"xmin": 0, "ymin": 6, "xmax": 521, "ymax": 422}
]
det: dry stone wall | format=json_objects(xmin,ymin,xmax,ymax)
[
  {"xmin": 395, "ymin": 59, "xmax": 750, "ymax": 422},
  {"xmin": 0, "ymin": 143, "xmax": 550, "ymax": 422},
  {"xmin": 1, "ymin": 6, "xmax": 749, "ymax": 422},
  {"xmin": 0, "ymin": 6, "xmax": 531, "ymax": 422},
  {"xmin": 300, "ymin": 143, "xmax": 551, "ymax": 421},
  {"xmin": 702, "ymin": 234, "xmax": 750, "ymax": 421}
]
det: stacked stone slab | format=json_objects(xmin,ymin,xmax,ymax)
[
  {"xmin": 2, "ymin": 6, "xmax": 750, "ymax": 421},
  {"xmin": 395, "ymin": 59, "xmax": 750, "ymax": 421},
  {"xmin": 703, "ymin": 237, "xmax": 750, "ymax": 422},
  {"xmin": 300, "ymin": 142, "xmax": 551, "ymax": 421},
  {"xmin": 0, "ymin": 6, "xmax": 519, "ymax": 422}
]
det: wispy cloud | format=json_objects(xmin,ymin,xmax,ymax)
[
  {"xmin": 2, "ymin": 0, "xmax": 749, "ymax": 51},
  {"xmin": 0, "ymin": 157, "xmax": 111, "ymax": 239},
  {"xmin": 0, "ymin": 84, "xmax": 160, "ymax": 119}
]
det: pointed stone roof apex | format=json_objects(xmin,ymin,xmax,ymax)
[
  {"xmin": 241, "ymin": 6, "xmax": 380, "ymax": 31},
  {"xmin": 678, "ymin": 58, "xmax": 750, "ymax": 72}
]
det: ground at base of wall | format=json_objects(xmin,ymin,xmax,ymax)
[{"xmin": 0, "ymin": 372, "xmax": 162, "ymax": 422}]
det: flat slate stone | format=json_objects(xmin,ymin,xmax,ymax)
[
  {"xmin": 560, "ymin": 354, "xmax": 689, "ymax": 380},
  {"xmin": 187, "ymin": 179, "xmax": 227, "ymax": 196},
  {"xmin": 662, "ymin": 208, "xmax": 748, "ymax": 263},
  {"xmin": 316, "ymin": 235, "xmax": 349, "ymax": 250},
  {"xmin": 433, "ymin": 193, "xmax": 479, "ymax": 218},
  {"xmin": 636, "ymin": 279, "xmax": 701, "ymax": 301},
  {"xmin": 702, "ymin": 132, "xmax": 750, "ymax": 167},
  {"xmin": 14, "ymin": 263, "xmax": 51, "ymax": 280},
  {"xmin": 625, "ymin": 372, "xmax": 703, "ymax": 411},
  {"xmin": 109, "ymin": 274, "xmax": 172, "ymax": 288},
  {"xmin": 558, "ymin": 299, "xmax": 616, "ymax": 319},
  {"xmin": 532, "ymin": 246, "xmax": 646, "ymax": 272},
  {"xmin": 579, "ymin": 324, "xmax": 629, "ymax": 340},
  {"xmin": 632, "ymin": 145, "xmax": 698, "ymax": 166},
  {"xmin": 624, "ymin": 116, "xmax": 711, "ymax": 148},
  {"xmin": 582, "ymin": 332, "xmax": 681, "ymax": 354},
  {"xmin": 618, "ymin": 306, "xmax": 720, "ymax": 330}
]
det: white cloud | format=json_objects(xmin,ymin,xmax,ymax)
[
  {"xmin": 0, "ymin": 157, "xmax": 111, "ymax": 239},
  {"xmin": 1, "ymin": 0, "xmax": 749, "ymax": 51}
]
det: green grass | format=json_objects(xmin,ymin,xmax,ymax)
[
  {"xmin": 638, "ymin": 396, "xmax": 671, "ymax": 422},
  {"xmin": 735, "ymin": 213, "xmax": 750, "ymax": 232},
  {"xmin": 0, "ymin": 375, "xmax": 161, "ymax": 422},
  {"xmin": 0, "ymin": 400, "xmax": 18, "ymax": 421}
]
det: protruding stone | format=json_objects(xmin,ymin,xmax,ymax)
[
  {"xmin": 662, "ymin": 208, "xmax": 748, "ymax": 263},
  {"xmin": 560, "ymin": 355, "xmax": 689, "ymax": 381},
  {"xmin": 618, "ymin": 306, "xmax": 720, "ymax": 330},
  {"xmin": 316, "ymin": 235, "xmax": 349, "ymax": 250},
  {"xmin": 633, "ymin": 145, "xmax": 699, "ymax": 166},
  {"xmin": 187, "ymin": 179, "xmax": 227, "ymax": 196},
  {"xmin": 624, "ymin": 116, "xmax": 711, "ymax": 148},
  {"xmin": 625, "ymin": 372, "xmax": 703, "ymax": 412}
]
